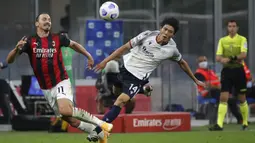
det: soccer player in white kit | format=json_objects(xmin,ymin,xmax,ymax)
[{"xmin": 91, "ymin": 17, "xmax": 205, "ymax": 143}]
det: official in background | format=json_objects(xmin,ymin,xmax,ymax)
[{"xmin": 210, "ymin": 20, "xmax": 248, "ymax": 131}]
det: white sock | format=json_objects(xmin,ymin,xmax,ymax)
[
  {"xmin": 72, "ymin": 107, "xmax": 104, "ymax": 126},
  {"xmin": 77, "ymin": 121, "xmax": 96, "ymax": 133}
]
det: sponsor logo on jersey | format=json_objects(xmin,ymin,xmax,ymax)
[
  {"xmin": 142, "ymin": 46, "xmax": 154, "ymax": 57},
  {"xmin": 33, "ymin": 42, "xmax": 57, "ymax": 58}
]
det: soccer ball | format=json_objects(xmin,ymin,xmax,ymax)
[{"xmin": 99, "ymin": 1, "xmax": 119, "ymax": 21}]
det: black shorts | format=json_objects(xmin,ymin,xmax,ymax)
[
  {"xmin": 114, "ymin": 66, "xmax": 145, "ymax": 99},
  {"xmin": 221, "ymin": 66, "xmax": 247, "ymax": 94}
]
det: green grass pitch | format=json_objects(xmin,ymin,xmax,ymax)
[{"xmin": 0, "ymin": 124, "xmax": 255, "ymax": 143}]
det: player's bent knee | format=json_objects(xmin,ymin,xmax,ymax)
[
  {"xmin": 57, "ymin": 99, "xmax": 73, "ymax": 116},
  {"xmin": 62, "ymin": 116, "xmax": 80, "ymax": 127},
  {"xmin": 58, "ymin": 105, "xmax": 73, "ymax": 116},
  {"xmin": 114, "ymin": 93, "xmax": 131, "ymax": 107}
]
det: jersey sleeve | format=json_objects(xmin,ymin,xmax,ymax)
[
  {"xmin": 59, "ymin": 33, "xmax": 71, "ymax": 47},
  {"xmin": 216, "ymin": 38, "xmax": 223, "ymax": 55},
  {"xmin": 129, "ymin": 30, "xmax": 151, "ymax": 48},
  {"xmin": 170, "ymin": 48, "xmax": 182, "ymax": 62},
  {"xmin": 241, "ymin": 37, "xmax": 248, "ymax": 53}
]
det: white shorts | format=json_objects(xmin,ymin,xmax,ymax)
[{"xmin": 42, "ymin": 79, "xmax": 73, "ymax": 116}]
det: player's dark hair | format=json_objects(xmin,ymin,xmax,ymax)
[
  {"xmin": 227, "ymin": 20, "xmax": 238, "ymax": 26},
  {"xmin": 35, "ymin": 12, "xmax": 50, "ymax": 22},
  {"xmin": 160, "ymin": 17, "xmax": 179, "ymax": 34}
]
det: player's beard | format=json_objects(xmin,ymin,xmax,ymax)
[
  {"xmin": 43, "ymin": 28, "xmax": 50, "ymax": 33},
  {"xmin": 37, "ymin": 26, "xmax": 50, "ymax": 36},
  {"xmin": 43, "ymin": 23, "xmax": 51, "ymax": 32}
]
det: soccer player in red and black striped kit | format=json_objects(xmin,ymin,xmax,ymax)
[{"xmin": 6, "ymin": 13, "xmax": 112, "ymax": 140}]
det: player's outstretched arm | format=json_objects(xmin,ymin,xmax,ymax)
[
  {"xmin": 6, "ymin": 48, "xmax": 20, "ymax": 64},
  {"xmin": 178, "ymin": 59, "xmax": 205, "ymax": 87},
  {"xmin": 103, "ymin": 42, "xmax": 130, "ymax": 64},
  {"xmin": 97, "ymin": 30, "xmax": 149, "ymax": 67},
  {"xmin": 6, "ymin": 36, "xmax": 27, "ymax": 64},
  {"xmin": 69, "ymin": 40, "xmax": 93, "ymax": 60},
  {"xmin": 68, "ymin": 40, "xmax": 94, "ymax": 69},
  {"xmin": 94, "ymin": 42, "xmax": 131, "ymax": 72}
]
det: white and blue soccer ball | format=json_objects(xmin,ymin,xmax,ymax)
[{"xmin": 99, "ymin": 1, "xmax": 119, "ymax": 21}]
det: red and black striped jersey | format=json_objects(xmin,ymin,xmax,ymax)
[{"xmin": 20, "ymin": 33, "xmax": 70, "ymax": 89}]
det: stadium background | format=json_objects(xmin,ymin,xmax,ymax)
[{"xmin": 0, "ymin": 0, "xmax": 254, "ymax": 115}]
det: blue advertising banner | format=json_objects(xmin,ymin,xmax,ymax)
[{"xmin": 84, "ymin": 20, "xmax": 123, "ymax": 79}]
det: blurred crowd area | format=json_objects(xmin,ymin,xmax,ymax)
[{"xmin": 0, "ymin": 0, "xmax": 254, "ymax": 112}]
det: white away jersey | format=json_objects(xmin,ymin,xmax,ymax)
[{"xmin": 123, "ymin": 30, "xmax": 182, "ymax": 80}]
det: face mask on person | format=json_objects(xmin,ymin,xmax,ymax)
[{"xmin": 199, "ymin": 61, "xmax": 208, "ymax": 69}]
